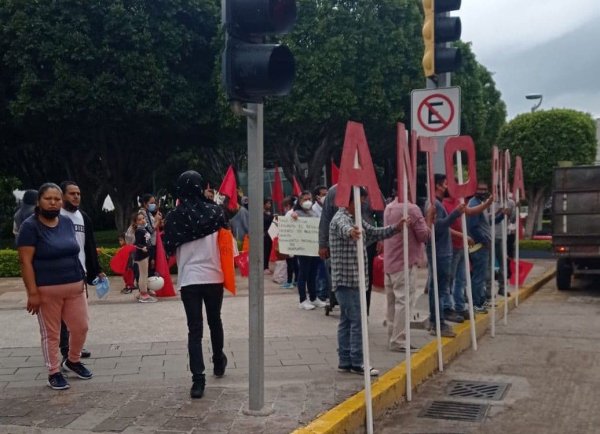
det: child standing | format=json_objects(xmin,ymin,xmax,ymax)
[
  {"xmin": 118, "ymin": 234, "xmax": 136, "ymax": 294},
  {"xmin": 133, "ymin": 212, "xmax": 157, "ymax": 303}
]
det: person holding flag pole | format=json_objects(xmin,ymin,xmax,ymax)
[{"xmin": 453, "ymin": 152, "xmax": 479, "ymax": 350}]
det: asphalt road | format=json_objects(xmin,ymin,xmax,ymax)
[{"xmin": 375, "ymin": 275, "xmax": 600, "ymax": 434}]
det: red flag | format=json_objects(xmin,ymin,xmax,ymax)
[
  {"xmin": 292, "ymin": 176, "xmax": 302, "ymax": 196},
  {"xmin": 272, "ymin": 165, "xmax": 284, "ymax": 213},
  {"xmin": 154, "ymin": 231, "xmax": 177, "ymax": 297},
  {"xmin": 218, "ymin": 166, "xmax": 238, "ymax": 211},
  {"xmin": 331, "ymin": 159, "xmax": 340, "ymax": 185}
]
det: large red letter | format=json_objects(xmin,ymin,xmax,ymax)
[
  {"xmin": 418, "ymin": 136, "xmax": 438, "ymax": 206},
  {"xmin": 396, "ymin": 123, "xmax": 417, "ymax": 203},
  {"xmin": 491, "ymin": 146, "xmax": 500, "ymax": 200},
  {"xmin": 444, "ymin": 136, "xmax": 477, "ymax": 199},
  {"xmin": 504, "ymin": 149, "xmax": 511, "ymax": 200},
  {"xmin": 512, "ymin": 156, "xmax": 526, "ymax": 200},
  {"xmin": 335, "ymin": 121, "xmax": 385, "ymax": 210}
]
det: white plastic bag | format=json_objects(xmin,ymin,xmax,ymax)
[{"xmin": 272, "ymin": 260, "xmax": 287, "ymax": 284}]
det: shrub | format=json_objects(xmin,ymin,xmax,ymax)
[
  {"xmin": 519, "ymin": 239, "xmax": 552, "ymax": 251},
  {"xmin": 0, "ymin": 248, "xmax": 119, "ymax": 278}
]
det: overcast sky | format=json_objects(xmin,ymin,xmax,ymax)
[{"xmin": 460, "ymin": 0, "xmax": 600, "ymax": 119}]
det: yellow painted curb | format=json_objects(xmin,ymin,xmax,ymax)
[{"xmin": 292, "ymin": 267, "xmax": 556, "ymax": 434}]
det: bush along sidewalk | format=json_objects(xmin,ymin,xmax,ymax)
[{"xmin": 0, "ymin": 248, "xmax": 119, "ymax": 278}]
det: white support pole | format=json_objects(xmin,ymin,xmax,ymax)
[
  {"xmin": 402, "ymin": 173, "xmax": 412, "ymax": 401},
  {"xmin": 490, "ymin": 196, "xmax": 496, "ymax": 337},
  {"xmin": 427, "ymin": 154, "xmax": 444, "ymax": 372},
  {"xmin": 456, "ymin": 156, "xmax": 477, "ymax": 349},
  {"xmin": 502, "ymin": 188, "xmax": 509, "ymax": 325},
  {"xmin": 353, "ymin": 184, "xmax": 373, "ymax": 434},
  {"xmin": 515, "ymin": 190, "xmax": 521, "ymax": 305}
]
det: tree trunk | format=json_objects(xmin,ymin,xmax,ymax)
[{"xmin": 524, "ymin": 186, "xmax": 546, "ymax": 238}]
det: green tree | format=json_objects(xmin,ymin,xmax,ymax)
[
  {"xmin": 0, "ymin": 0, "xmax": 220, "ymax": 230},
  {"xmin": 498, "ymin": 109, "xmax": 597, "ymax": 238},
  {"xmin": 263, "ymin": 0, "xmax": 424, "ymax": 190}
]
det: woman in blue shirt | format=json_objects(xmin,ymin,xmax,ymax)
[{"xmin": 17, "ymin": 183, "xmax": 92, "ymax": 390}]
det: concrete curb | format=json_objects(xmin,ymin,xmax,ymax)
[{"xmin": 292, "ymin": 268, "xmax": 557, "ymax": 434}]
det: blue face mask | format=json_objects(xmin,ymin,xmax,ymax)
[{"xmin": 148, "ymin": 203, "xmax": 157, "ymax": 213}]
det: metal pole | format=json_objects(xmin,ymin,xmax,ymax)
[
  {"xmin": 245, "ymin": 103, "xmax": 270, "ymax": 414},
  {"xmin": 456, "ymin": 155, "xmax": 477, "ymax": 349}
]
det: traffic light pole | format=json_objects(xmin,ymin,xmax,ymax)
[
  {"xmin": 241, "ymin": 102, "xmax": 273, "ymax": 415},
  {"xmin": 427, "ymin": 72, "xmax": 450, "ymax": 172}
]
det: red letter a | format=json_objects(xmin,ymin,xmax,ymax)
[{"xmin": 334, "ymin": 121, "xmax": 384, "ymax": 210}]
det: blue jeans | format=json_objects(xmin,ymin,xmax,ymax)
[
  {"xmin": 427, "ymin": 254, "xmax": 452, "ymax": 327},
  {"xmin": 450, "ymin": 248, "xmax": 466, "ymax": 312},
  {"xmin": 471, "ymin": 248, "xmax": 489, "ymax": 307},
  {"xmin": 297, "ymin": 256, "xmax": 319, "ymax": 302},
  {"xmin": 180, "ymin": 284, "xmax": 225, "ymax": 382},
  {"xmin": 335, "ymin": 286, "xmax": 363, "ymax": 368},
  {"xmin": 316, "ymin": 259, "xmax": 329, "ymax": 301}
]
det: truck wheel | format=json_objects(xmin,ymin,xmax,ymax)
[{"xmin": 556, "ymin": 258, "xmax": 572, "ymax": 290}]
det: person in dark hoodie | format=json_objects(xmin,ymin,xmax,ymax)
[
  {"xmin": 13, "ymin": 189, "xmax": 38, "ymax": 239},
  {"xmin": 58, "ymin": 181, "xmax": 104, "ymax": 362},
  {"xmin": 163, "ymin": 170, "xmax": 229, "ymax": 399}
]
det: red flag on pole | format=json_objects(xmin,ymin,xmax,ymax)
[
  {"xmin": 292, "ymin": 176, "xmax": 302, "ymax": 196},
  {"xmin": 272, "ymin": 165, "xmax": 284, "ymax": 213},
  {"xmin": 154, "ymin": 231, "xmax": 176, "ymax": 297},
  {"xmin": 218, "ymin": 165, "xmax": 238, "ymax": 211},
  {"xmin": 331, "ymin": 159, "xmax": 340, "ymax": 185}
]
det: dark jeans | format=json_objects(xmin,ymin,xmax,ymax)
[
  {"xmin": 264, "ymin": 235, "xmax": 272, "ymax": 270},
  {"xmin": 286, "ymin": 257, "xmax": 298, "ymax": 284},
  {"xmin": 180, "ymin": 283, "xmax": 225, "ymax": 382},
  {"xmin": 366, "ymin": 243, "xmax": 377, "ymax": 315},
  {"xmin": 427, "ymin": 253, "xmax": 452, "ymax": 327},
  {"xmin": 297, "ymin": 256, "xmax": 319, "ymax": 302}
]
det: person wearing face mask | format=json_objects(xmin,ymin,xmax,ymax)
[
  {"xmin": 311, "ymin": 186, "xmax": 329, "ymax": 302},
  {"xmin": 139, "ymin": 193, "xmax": 163, "ymax": 276},
  {"xmin": 17, "ymin": 183, "xmax": 91, "ymax": 390},
  {"xmin": 58, "ymin": 181, "xmax": 104, "ymax": 365},
  {"xmin": 290, "ymin": 191, "xmax": 326, "ymax": 310},
  {"xmin": 311, "ymin": 186, "xmax": 327, "ymax": 217}
]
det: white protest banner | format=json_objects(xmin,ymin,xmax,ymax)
[{"xmin": 278, "ymin": 217, "xmax": 319, "ymax": 257}]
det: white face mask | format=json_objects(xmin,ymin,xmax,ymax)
[
  {"xmin": 301, "ymin": 200, "xmax": 312, "ymax": 210},
  {"xmin": 318, "ymin": 195, "xmax": 325, "ymax": 204}
]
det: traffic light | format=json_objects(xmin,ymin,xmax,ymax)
[
  {"xmin": 422, "ymin": 0, "xmax": 462, "ymax": 78},
  {"xmin": 223, "ymin": 0, "xmax": 297, "ymax": 103}
]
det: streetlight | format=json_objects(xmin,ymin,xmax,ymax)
[{"xmin": 526, "ymin": 93, "xmax": 543, "ymax": 112}]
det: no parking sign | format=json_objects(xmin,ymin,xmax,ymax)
[{"xmin": 411, "ymin": 87, "xmax": 461, "ymax": 137}]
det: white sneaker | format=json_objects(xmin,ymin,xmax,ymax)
[
  {"xmin": 311, "ymin": 298, "xmax": 327, "ymax": 308},
  {"xmin": 299, "ymin": 300, "xmax": 316, "ymax": 310}
]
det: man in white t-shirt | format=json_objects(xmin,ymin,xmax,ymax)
[{"xmin": 59, "ymin": 181, "xmax": 104, "ymax": 363}]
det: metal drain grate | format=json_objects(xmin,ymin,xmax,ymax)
[
  {"xmin": 419, "ymin": 400, "xmax": 489, "ymax": 422},
  {"xmin": 447, "ymin": 380, "xmax": 510, "ymax": 401}
]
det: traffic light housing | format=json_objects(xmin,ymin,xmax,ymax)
[
  {"xmin": 422, "ymin": 0, "xmax": 462, "ymax": 78},
  {"xmin": 223, "ymin": 0, "xmax": 297, "ymax": 103}
]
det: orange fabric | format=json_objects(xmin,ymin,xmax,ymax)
[
  {"xmin": 242, "ymin": 234, "xmax": 249, "ymax": 252},
  {"xmin": 218, "ymin": 228, "xmax": 236, "ymax": 295}
]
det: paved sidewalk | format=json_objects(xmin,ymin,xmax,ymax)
[{"xmin": 0, "ymin": 260, "xmax": 553, "ymax": 433}]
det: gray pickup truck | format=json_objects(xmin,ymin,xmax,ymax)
[{"xmin": 552, "ymin": 165, "xmax": 600, "ymax": 290}]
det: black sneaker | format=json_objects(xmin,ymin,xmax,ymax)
[
  {"xmin": 190, "ymin": 377, "xmax": 205, "ymax": 399},
  {"xmin": 444, "ymin": 309, "xmax": 465, "ymax": 323},
  {"xmin": 62, "ymin": 359, "xmax": 93, "ymax": 380},
  {"xmin": 337, "ymin": 365, "xmax": 352, "ymax": 373},
  {"xmin": 47, "ymin": 372, "xmax": 70, "ymax": 390},
  {"xmin": 213, "ymin": 354, "xmax": 228, "ymax": 378},
  {"xmin": 81, "ymin": 348, "xmax": 91, "ymax": 358},
  {"xmin": 350, "ymin": 366, "xmax": 380, "ymax": 376}
]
